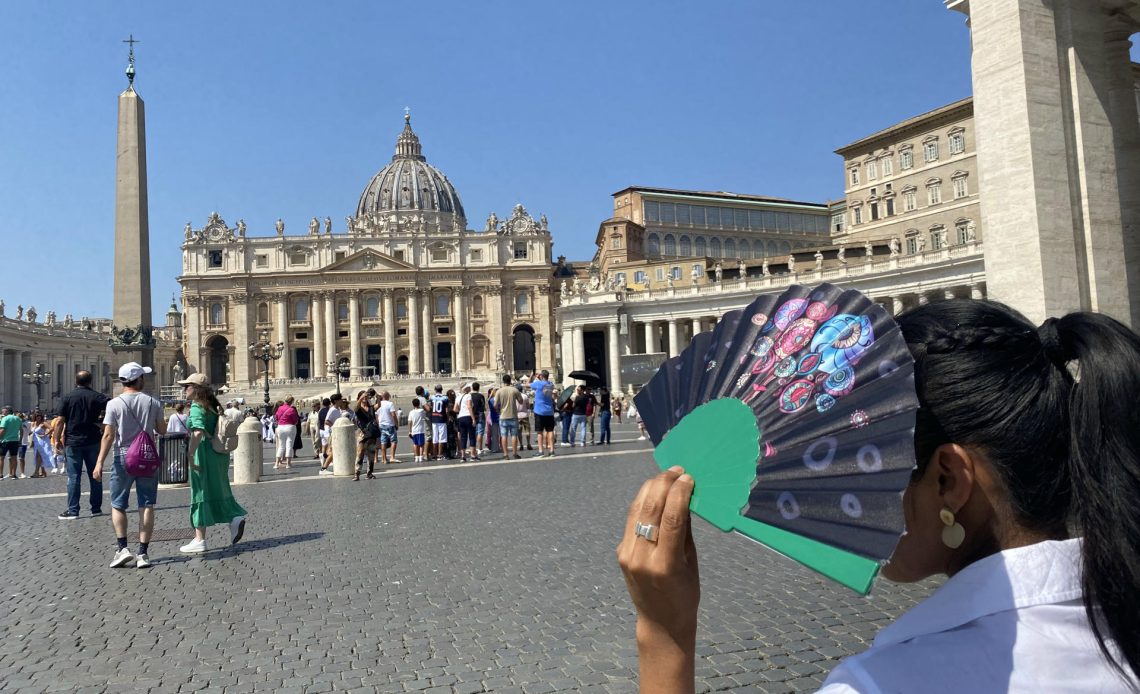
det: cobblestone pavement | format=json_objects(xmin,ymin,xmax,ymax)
[{"xmin": 0, "ymin": 421, "xmax": 935, "ymax": 693}]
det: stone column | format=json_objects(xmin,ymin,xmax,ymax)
[
  {"xmin": 0, "ymin": 349, "xmax": 7, "ymax": 407},
  {"xmin": 944, "ymin": 288, "xmax": 957, "ymax": 301},
  {"xmin": 571, "ymin": 325, "xmax": 585, "ymax": 374},
  {"xmin": 1104, "ymin": 17, "xmax": 1140, "ymax": 327},
  {"xmin": 970, "ymin": 284, "xmax": 986, "ymax": 300},
  {"xmin": 184, "ymin": 296, "xmax": 202, "ymax": 373},
  {"xmin": 454, "ymin": 288, "xmax": 468, "ymax": 373},
  {"xmin": 950, "ymin": 0, "xmax": 1139, "ymax": 325},
  {"xmin": 382, "ymin": 289, "xmax": 397, "ymax": 377},
  {"xmin": 891, "ymin": 296, "xmax": 904, "ymax": 316},
  {"xmin": 607, "ymin": 321, "xmax": 621, "ymax": 393},
  {"xmin": 407, "ymin": 289, "xmax": 422, "ymax": 374},
  {"xmin": 348, "ymin": 290, "xmax": 362, "ymax": 379},
  {"xmin": 644, "ymin": 321, "xmax": 656, "ymax": 354},
  {"xmin": 311, "ymin": 293, "xmax": 324, "ymax": 380},
  {"xmin": 275, "ymin": 296, "xmax": 291, "ymax": 379},
  {"xmin": 324, "ymin": 292, "xmax": 337, "ymax": 372},
  {"xmin": 559, "ymin": 324, "xmax": 573, "ymax": 385},
  {"xmin": 422, "ymin": 290, "xmax": 434, "ymax": 372},
  {"xmin": 691, "ymin": 317, "xmax": 702, "ymax": 338},
  {"xmin": 232, "ymin": 297, "xmax": 251, "ymax": 384},
  {"xmin": 918, "ymin": 293, "xmax": 930, "ymax": 306},
  {"xmin": 667, "ymin": 319, "xmax": 679, "ymax": 358}
]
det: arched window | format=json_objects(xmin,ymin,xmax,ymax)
[
  {"xmin": 515, "ymin": 292, "xmax": 530, "ymax": 315},
  {"xmin": 738, "ymin": 240, "xmax": 750, "ymax": 258},
  {"xmin": 293, "ymin": 298, "xmax": 308, "ymax": 322},
  {"xmin": 710, "ymin": 238, "xmax": 722, "ymax": 257},
  {"xmin": 724, "ymin": 238, "xmax": 737, "ymax": 258},
  {"xmin": 647, "ymin": 233, "xmax": 661, "ymax": 257},
  {"xmin": 337, "ymin": 301, "xmax": 349, "ymax": 321},
  {"xmin": 209, "ymin": 302, "xmax": 224, "ymax": 325},
  {"xmin": 256, "ymin": 302, "xmax": 269, "ymax": 323},
  {"xmin": 434, "ymin": 292, "xmax": 450, "ymax": 317},
  {"xmin": 679, "ymin": 235, "xmax": 692, "ymax": 256},
  {"xmin": 663, "ymin": 234, "xmax": 677, "ymax": 256},
  {"xmin": 694, "ymin": 237, "xmax": 706, "ymax": 256},
  {"xmin": 396, "ymin": 299, "xmax": 407, "ymax": 319},
  {"xmin": 473, "ymin": 295, "xmax": 484, "ymax": 316},
  {"xmin": 364, "ymin": 296, "xmax": 380, "ymax": 318}
]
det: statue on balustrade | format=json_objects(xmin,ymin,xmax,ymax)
[
  {"xmin": 786, "ymin": 254, "xmax": 796, "ymax": 273},
  {"xmin": 837, "ymin": 245, "xmax": 846, "ymax": 264},
  {"xmin": 814, "ymin": 250, "xmax": 824, "ymax": 270},
  {"xmin": 761, "ymin": 257, "xmax": 770, "ymax": 276},
  {"xmin": 714, "ymin": 262, "xmax": 723, "ymax": 282}
]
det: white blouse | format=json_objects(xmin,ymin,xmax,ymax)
[{"xmin": 819, "ymin": 539, "xmax": 1133, "ymax": 693}]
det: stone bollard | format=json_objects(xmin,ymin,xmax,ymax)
[
  {"xmin": 331, "ymin": 416, "xmax": 356, "ymax": 476},
  {"xmin": 233, "ymin": 415, "xmax": 262, "ymax": 485}
]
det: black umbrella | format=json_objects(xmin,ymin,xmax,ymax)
[
  {"xmin": 557, "ymin": 386, "xmax": 576, "ymax": 408},
  {"xmin": 568, "ymin": 369, "xmax": 601, "ymax": 386}
]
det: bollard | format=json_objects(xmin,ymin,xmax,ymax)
[
  {"xmin": 233, "ymin": 415, "xmax": 262, "ymax": 485},
  {"xmin": 331, "ymin": 416, "xmax": 356, "ymax": 476}
]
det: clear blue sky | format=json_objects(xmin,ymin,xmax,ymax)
[{"xmin": 2, "ymin": 2, "xmax": 1134, "ymax": 324}]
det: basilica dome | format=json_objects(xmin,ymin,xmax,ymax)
[{"xmin": 355, "ymin": 115, "xmax": 466, "ymax": 224}]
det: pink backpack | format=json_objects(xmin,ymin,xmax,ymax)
[{"xmin": 120, "ymin": 398, "xmax": 161, "ymax": 477}]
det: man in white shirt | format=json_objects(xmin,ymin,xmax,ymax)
[
  {"xmin": 376, "ymin": 392, "xmax": 397, "ymax": 465},
  {"xmin": 320, "ymin": 396, "xmax": 346, "ymax": 475},
  {"xmin": 223, "ymin": 401, "xmax": 243, "ymax": 424},
  {"xmin": 93, "ymin": 363, "xmax": 166, "ymax": 569}
]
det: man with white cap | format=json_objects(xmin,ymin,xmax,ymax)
[{"xmin": 94, "ymin": 362, "xmax": 166, "ymax": 568}]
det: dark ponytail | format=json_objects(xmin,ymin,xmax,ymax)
[
  {"xmin": 1054, "ymin": 312, "xmax": 1140, "ymax": 681},
  {"xmin": 896, "ymin": 299, "xmax": 1139, "ymax": 682}
]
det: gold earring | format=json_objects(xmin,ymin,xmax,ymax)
[{"xmin": 940, "ymin": 506, "xmax": 965, "ymax": 549}]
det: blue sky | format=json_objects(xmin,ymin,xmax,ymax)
[{"xmin": 2, "ymin": 2, "xmax": 1133, "ymax": 324}]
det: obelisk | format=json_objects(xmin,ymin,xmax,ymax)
[{"xmin": 109, "ymin": 35, "xmax": 156, "ymax": 389}]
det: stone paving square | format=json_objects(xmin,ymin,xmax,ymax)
[{"xmin": 0, "ymin": 421, "xmax": 933, "ymax": 693}]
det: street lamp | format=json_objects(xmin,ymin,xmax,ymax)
[
  {"xmin": 248, "ymin": 328, "xmax": 284, "ymax": 416},
  {"xmin": 327, "ymin": 356, "xmax": 350, "ymax": 399},
  {"xmin": 22, "ymin": 362, "xmax": 51, "ymax": 413}
]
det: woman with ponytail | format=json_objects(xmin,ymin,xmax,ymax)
[{"xmin": 618, "ymin": 298, "xmax": 1139, "ymax": 692}]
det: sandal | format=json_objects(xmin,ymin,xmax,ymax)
[
  {"xmin": 366, "ymin": 473, "xmax": 376, "ymax": 480},
  {"xmin": 352, "ymin": 473, "xmax": 360, "ymax": 481}
]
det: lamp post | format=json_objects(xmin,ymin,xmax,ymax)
[
  {"xmin": 327, "ymin": 356, "xmax": 350, "ymax": 399},
  {"xmin": 248, "ymin": 328, "xmax": 284, "ymax": 416},
  {"xmin": 22, "ymin": 362, "xmax": 50, "ymax": 413}
]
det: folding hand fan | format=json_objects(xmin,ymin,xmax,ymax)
[{"xmin": 633, "ymin": 283, "xmax": 920, "ymax": 594}]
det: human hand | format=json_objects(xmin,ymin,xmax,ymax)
[
  {"xmin": 92, "ymin": 464, "xmax": 102, "ymax": 481},
  {"xmin": 617, "ymin": 467, "xmax": 700, "ymax": 648}
]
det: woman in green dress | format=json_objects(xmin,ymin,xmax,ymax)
[{"xmin": 176, "ymin": 373, "xmax": 247, "ymax": 553}]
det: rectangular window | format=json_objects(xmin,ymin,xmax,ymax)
[
  {"xmin": 949, "ymin": 132, "xmax": 965, "ymax": 154},
  {"xmin": 734, "ymin": 209, "xmax": 747, "ymax": 229},
  {"xmin": 931, "ymin": 229, "xmax": 944, "ymax": 251},
  {"xmin": 924, "ymin": 141, "xmax": 939, "ymax": 162},
  {"xmin": 850, "ymin": 168, "xmax": 860, "ymax": 185},
  {"xmin": 675, "ymin": 204, "xmax": 690, "ymax": 225},
  {"xmin": 831, "ymin": 214, "xmax": 844, "ymax": 233},
  {"xmin": 956, "ymin": 222, "xmax": 970, "ymax": 245},
  {"xmin": 338, "ymin": 330, "xmax": 349, "ymax": 338},
  {"xmin": 655, "ymin": 267, "xmax": 665, "ymax": 281},
  {"xmin": 514, "ymin": 242, "xmax": 528, "ymax": 259},
  {"xmin": 928, "ymin": 185, "xmax": 942, "ymax": 205},
  {"xmin": 660, "ymin": 204, "xmax": 676, "ymax": 224},
  {"xmin": 255, "ymin": 254, "xmax": 268, "ymax": 268},
  {"xmin": 644, "ymin": 201, "xmax": 659, "ymax": 222},
  {"xmin": 900, "ymin": 150, "xmax": 913, "ymax": 170},
  {"xmin": 334, "ymin": 251, "xmax": 347, "ymax": 261},
  {"xmin": 904, "ymin": 190, "xmax": 917, "ymax": 212},
  {"xmin": 671, "ymin": 266, "xmax": 682, "ymax": 280},
  {"xmin": 907, "ymin": 235, "xmax": 918, "ymax": 254},
  {"xmin": 208, "ymin": 250, "xmax": 223, "ymax": 268},
  {"xmin": 394, "ymin": 249, "xmax": 406, "ymax": 261},
  {"xmin": 469, "ymin": 248, "xmax": 483, "ymax": 262},
  {"xmin": 432, "ymin": 247, "xmax": 448, "ymax": 261},
  {"xmin": 611, "ymin": 237, "xmax": 621, "ymax": 249},
  {"xmin": 397, "ymin": 328, "xmax": 407, "ymax": 336},
  {"xmin": 953, "ymin": 177, "xmax": 968, "ymax": 199},
  {"xmin": 438, "ymin": 326, "xmax": 450, "ymax": 335},
  {"xmin": 689, "ymin": 206, "xmax": 705, "ymax": 226},
  {"xmin": 776, "ymin": 212, "xmax": 790, "ymax": 231},
  {"xmin": 866, "ymin": 161, "xmax": 877, "ymax": 180},
  {"xmin": 852, "ymin": 207, "xmax": 863, "ymax": 225},
  {"xmin": 616, "ymin": 272, "xmax": 626, "ymax": 285},
  {"xmin": 870, "ymin": 203, "xmax": 879, "ymax": 221},
  {"xmin": 289, "ymin": 252, "xmax": 307, "ymax": 266},
  {"xmin": 762, "ymin": 211, "xmax": 777, "ymax": 230},
  {"xmin": 881, "ymin": 157, "xmax": 893, "ymax": 176},
  {"xmin": 396, "ymin": 300, "xmax": 407, "ymax": 319},
  {"xmin": 748, "ymin": 210, "xmax": 764, "ymax": 230},
  {"xmin": 634, "ymin": 271, "xmax": 647, "ymax": 284},
  {"xmin": 886, "ymin": 198, "xmax": 895, "ymax": 216},
  {"xmin": 691, "ymin": 264, "xmax": 703, "ymax": 278}
]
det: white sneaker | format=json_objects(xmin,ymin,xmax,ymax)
[
  {"xmin": 638, "ymin": 435, "xmax": 647, "ymax": 441},
  {"xmin": 135, "ymin": 553, "xmax": 151, "ymax": 569},
  {"xmin": 318, "ymin": 469, "xmax": 334, "ymax": 476},
  {"xmin": 109, "ymin": 547, "xmax": 134, "ymax": 568},
  {"xmin": 18, "ymin": 474, "xmax": 28, "ymax": 479},
  {"xmin": 229, "ymin": 516, "xmax": 246, "ymax": 545},
  {"xmin": 179, "ymin": 539, "xmax": 207, "ymax": 554}
]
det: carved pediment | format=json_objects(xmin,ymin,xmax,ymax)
[
  {"xmin": 323, "ymin": 249, "xmax": 415, "ymax": 272},
  {"xmin": 187, "ymin": 211, "xmax": 237, "ymax": 245},
  {"xmin": 499, "ymin": 203, "xmax": 548, "ymax": 236}
]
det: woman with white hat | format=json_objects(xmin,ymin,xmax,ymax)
[{"xmin": 176, "ymin": 373, "xmax": 247, "ymax": 553}]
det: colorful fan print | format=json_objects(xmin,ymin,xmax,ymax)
[{"xmin": 633, "ymin": 283, "xmax": 920, "ymax": 594}]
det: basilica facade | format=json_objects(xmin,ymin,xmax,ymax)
[{"xmin": 178, "ymin": 115, "xmax": 558, "ymax": 387}]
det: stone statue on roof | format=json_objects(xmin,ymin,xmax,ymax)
[
  {"xmin": 324, "ymin": 216, "xmax": 332, "ymax": 235},
  {"xmin": 309, "ymin": 217, "xmax": 319, "ymax": 236},
  {"xmin": 276, "ymin": 218, "xmax": 285, "ymax": 236},
  {"xmin": 486, "ymin": 212, "xmax": 498, "ymax": 233}
]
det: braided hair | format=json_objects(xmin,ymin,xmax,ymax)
[{"xmin": 897, "ymin": 299, "xmax": 1140, "ymax": 682}]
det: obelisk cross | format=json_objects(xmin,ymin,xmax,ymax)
[{"xmin": 123, "ymin": 34, "xmax": 139, "ymax": 85}]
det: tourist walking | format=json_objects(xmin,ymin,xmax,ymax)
[
  {"xmin": 55, "ymin": 371, "xmax": 109, "ymax": 519},
  {"xmin": 530, "ymin": 370, "xmax": 556, "ymax": 458},
  {"xmin": 613, "ymin": 396, "xmax": 623, "ymax": 424},
  {"xmin": 29, "ymin": 413, "xmax": 51, "ymax": 477},
  {"xmin": 0, "ymin": 407, "xmax": 22, "ymax": 479},
  {"xmin": 176, "ymin": 373, "xmax": 247, "ymax": 553},
  {"xmin": 353, "ymin": 391, "xmax": 379, "ymax": 480},
  {"xmin": 273, "ymin": 396, "xmax": 301, "ymax": 469},
  {"xmin": 15, "ymin": 413, "xmax": 30, "ymax": 478},
  {"xmin": 495, "ymin": 375, "xmax": 524, "ymax": 460},
  {"xmin": 598, "ymin": 386, "xmax": 612, "ymax": 445},
  {"xmin": 94, "ymin": 362, "xmax": 166, "ymax": 568}
]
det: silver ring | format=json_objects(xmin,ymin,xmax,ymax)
[{"xmin": 634, "ymin": 521, "xmax": 658, "ymax": 542}]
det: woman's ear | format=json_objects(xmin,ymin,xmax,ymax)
[{"xmin": 932, "ymin": 443, "xmax": 977, "ymax": 512}]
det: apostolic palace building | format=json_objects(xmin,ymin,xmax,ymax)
[{"xmin": 178, "ymin": 115, "xmax": 559, "ymax": 387}]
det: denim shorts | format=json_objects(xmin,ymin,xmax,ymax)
[
  {"xmin": 475, "ymin": 421, "xmax": 485, "ymax": 438},
  {"xmin": 110, "ymin": 453, "xmax": 158, "ymax": 510},
  {"xmin": 500, "ymin": 418, "xmax": 519, "ymax": 439},
  {"xmin": 379, "ymin": 425, "xmax": 396, "ymax": 445}
]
